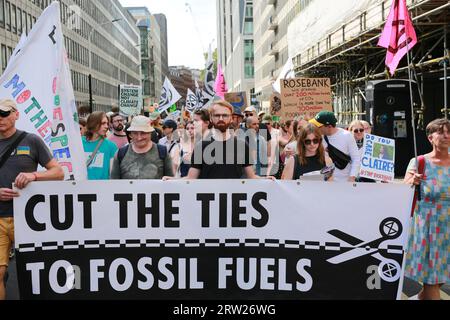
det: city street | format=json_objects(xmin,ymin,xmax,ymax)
[{"xmin": 6, "ymin": 254, "xmax": 449, "ymax": 300}]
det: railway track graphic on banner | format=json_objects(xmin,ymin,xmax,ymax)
[{"xmin": 14, "ymin": 180, "xmax": 413, "ymax": 300}]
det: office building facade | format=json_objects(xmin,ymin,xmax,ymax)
[
  {"xmin": 253, "ymin": 0, "xmax": 302, "ymax": 110},
  {"xmin": 216, "ymin": 0, "xmax": 255, "ymax": 106},
  {"xmin": 127, "ymin": 7, "xmax": 163, "ymax": 106},
  {"xmin": 0, "ymin": 0, "xmax": 141, "ymax": 113},
  {"xmin": 154, "ymin": 13, "xmax": 169, "ymax": 81}
]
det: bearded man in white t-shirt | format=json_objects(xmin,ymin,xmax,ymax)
[{"xmin": 310, "ymin": 111, "xmax": 360, "ymax": 182}]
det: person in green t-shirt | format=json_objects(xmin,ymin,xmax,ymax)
[{"xmin": 82, "ymin": 111, "xmax": 118, "ymax": 180}]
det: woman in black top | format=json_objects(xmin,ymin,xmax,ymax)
[{"xmin": 282, "ymin": 124, "xmax": 333, "ymax": 180}]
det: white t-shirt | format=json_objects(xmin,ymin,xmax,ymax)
[{"xmin": 323, "ymin": 128, "xmax": 361, "ymax": 182}]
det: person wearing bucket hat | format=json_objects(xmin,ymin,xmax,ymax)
[
  {"xmin": 111, "ymin": 116, "xmax": 173, "ymax": 180},
  {"xmin": 309, "ymin": 111, "xmax": 360, "ymax": 182}
]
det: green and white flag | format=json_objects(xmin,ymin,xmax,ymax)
[{"xmin": 158, "ymin": 77, "xmax": 181, "ymax": 113}]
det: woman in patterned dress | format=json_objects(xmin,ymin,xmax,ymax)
[{"xmin": 404, "ymin": 118, "xmax": 450, "ymax": 300}]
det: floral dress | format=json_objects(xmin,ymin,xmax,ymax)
[{"xmin": 405, "ymin": 158, "xmax": 450, "ymax": 284}]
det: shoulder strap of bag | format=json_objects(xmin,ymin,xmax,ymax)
[
  {"xmin": 293, "ymin": 154, "xmax": 300, "ymax": 180},
  {"xmin": 411, "ymin": 155, "xmax": 426, "ymax": 217},
  {"xmin": 0, "ymin": 131, "xmax": 28, "ymax": 170},
  {"xmin": 86, "ymin": 137, "xmax": 105, "ymax": 168},
  {"xmin": 157, "ymin": 144, "xmax": 168, "ymax": 177}
]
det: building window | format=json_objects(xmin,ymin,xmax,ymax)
[
  {"xmin": 5, "ymin": 0, "xmax": 10, "ymax": 31},
  {"xmin": 0, "ymin": 0, "xmax": 5, "ymax": 28},
  {"xmin": 1, "ymin": 44, "xmax": 7, "ymax": 72}
]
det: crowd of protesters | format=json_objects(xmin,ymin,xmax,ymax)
[{"xmin": 0, "ymin": 97, "xmax": 448, "ymax": 300}]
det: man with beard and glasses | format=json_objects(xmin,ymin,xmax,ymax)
[
  {"xmin": 179, "ymin": 100, "xmax": 271, "ymax": 180},
  {"xmin": 107, "ymin": 113, "xmax": 128, "ymax": 149}
]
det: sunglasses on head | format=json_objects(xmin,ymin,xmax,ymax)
[
  {"xmin": 353, "ymin": 128, "xmax": 364, "ymax": 133},
  {"xmin": 0, "ymin": 110, "xmax": 13, "ymax": 118},
  {"xmin": 304, "ymin": 138, "xmax": 320, "ymax": 145}
]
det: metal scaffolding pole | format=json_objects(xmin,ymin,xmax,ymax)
[{"xmin": 444, "ymin": 25, "xmax": 448, "ymax": 119}]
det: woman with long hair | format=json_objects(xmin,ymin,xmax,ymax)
[
  {"xmin": 282, "ymin": 124, "xmax": 333, "ymax": 180},
  {"xmin": 171, "ymin": 121, "xmax": 195, "ymax": 177},
  {"xmin": 404, "ymin": 118, "xmax": 449, "ymax": 300}
]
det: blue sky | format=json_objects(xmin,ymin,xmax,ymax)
[{"xmin": 119, "ymin": 0, "xmax": 217, "ymax": 69}]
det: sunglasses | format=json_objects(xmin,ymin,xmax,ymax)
[
  {"xmin": 353, "ymin": 128, "xmax": 365, "ymax": 133},
  {"xmin": 304, "ymin": 138, "xmax": 320, "ymax": 145},
  {"xmin": 0, "ymin": 110, "xmax": 13, "ymax": 118}
]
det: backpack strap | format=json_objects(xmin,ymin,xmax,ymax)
[
  {"xmin": 117, "ymin": 145, "xmax": 129, "ymax": 165},
  {"xmin": 157, "ymin": 144, "xmax": 168, "ymax": 177}
]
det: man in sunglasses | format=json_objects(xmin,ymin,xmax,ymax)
[
  {"xmin": 309, "ymin": 111, "xmax": 360, "ymax": 182},
  {"xmin": 0, "ymin": 99, "xmax": 64, "ymax": 300}
]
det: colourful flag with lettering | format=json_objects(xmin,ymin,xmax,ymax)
[
  {"xmin": 214, "ymin": 64, "xmax": 228, "ymax": 99},
  {"xmin": 0, "ymin": 2, "xmax": 86, "ymax": 180},
  {"xmin": 377, "ymin": 0, "xmax": 417, "ymax": 76}
]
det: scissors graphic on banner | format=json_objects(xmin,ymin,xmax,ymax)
[{"xmin": 327, "ymin": 217, "xmax": 403, "ymax": 282}]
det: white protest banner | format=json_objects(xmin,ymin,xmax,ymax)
[
  {"xmin": 360, "ymin": 134, "xmax": 396, "ymax": 182},
  {"xmin": 273, "ymin": 58, "xmax": 295, "ymax": 94},
  {"xmin": 14, "ymin": 180, "xmax": 412, "ymax": 300},
  {"xmin": 0, "ymin": 2, "xmax": 86, "ymax": 180},
  {"xmin": 280, "ymin": 78, "xmax": 332, "ymax": 120},
  {"xmin": 119, "ymin": 84, "xmax": 142, "ymax": 116},
  {"xmin": 159, "ymin": 77, "xmax": 181, "ymax": 113}
]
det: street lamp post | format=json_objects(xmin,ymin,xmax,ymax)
[{"xmin": 88, "ymin": 18, "xmax": 122, "ymax": 113}]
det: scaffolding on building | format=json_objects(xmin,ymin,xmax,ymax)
[{"xmin": 291, "ymin": 0, "xmax": 449, "ymax": 125}]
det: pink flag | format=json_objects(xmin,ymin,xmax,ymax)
[
  {"xmin": 214, "ymin": 64, "xmax": 228, "ymax": 99},
  {"xmin": 377, "ymin": 0, "xmax": 417, "ymax": 76}
]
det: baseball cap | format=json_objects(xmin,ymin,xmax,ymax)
[
  {"xmin": 309, "ymin": 111, "xmax": 337, "ymax": 127},
  {"xmin": 244, "ymin": 106, "xmax": 257, "ymax": 113},
  {"xmin": 261, "ymin": 114, "xmax": 273, "ymax": 124},
  {"xmin": 149, "ymin": 111, "xmax": 161, "ymax": 121},
  {"xmin": 163, "ymin": 119, "xmax": 177, "ymax": 130},
  {"xmin": 258, "ymin": 111, "xmax": 266, "ymax": 117},
  {"xmin": 127, "ymin": 116, "xmax": 155, "ymax": 133},
  {"xmin": 0, "ymin": 99, "xmax": 18, "ymax": 112}
]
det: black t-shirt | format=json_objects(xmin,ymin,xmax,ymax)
[
  {"xmin": 292, "ymin": 155, "xmax": 325, "ymax": 180},
  {"xmin": 190, "ymin": 137, "xmax": 253, "ymax": 179}
]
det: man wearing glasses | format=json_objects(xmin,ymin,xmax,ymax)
[
  {"xmin": 310, "ymin": 111, "xmax": 360, "ymax": 182},
  {"xmin": 107, "ymin": 113, "xmax": 128, "ymax": 149},
  {"xmin": 185, "ymin": 101, "xmax": 264, "ymax": 180},
  {"xmin": 0, "ymin": 99, "xmax": 64, "ymax": 300}
]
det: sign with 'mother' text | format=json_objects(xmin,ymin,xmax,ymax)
[{"xmin": 14, "ymin": 180, "xmax": 412, "ymax": 300}]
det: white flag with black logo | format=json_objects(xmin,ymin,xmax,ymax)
[
  {"xmin": 200, "ymin": 47, "xmax": 215, "ymax": 108},
  {"xmin": 158, "ymin": 77, "xmax": 181, "ymax": 113},
  {"xmin": 186, "ymin": 88, "xmax": 200, "ymax": 113}
]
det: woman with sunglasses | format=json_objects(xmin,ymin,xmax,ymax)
[
  {"xmin": 348, "ymin": 120, "xmax": 375, "ymax": 183},
  {"xmin": 282, "ymin": 124, "xmax": 333, "ymax": 180}
]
